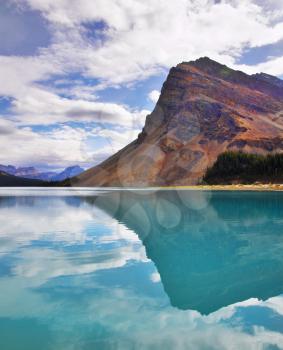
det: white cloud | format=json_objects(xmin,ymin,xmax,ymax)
[
  {"xmin": 0, "ymin": 120, "xmax": 90, "ymax": 168},
  {"xmin": 148, "ymin": 90, "xmax": 160, "ymax": 103},
  {"xmin": 3, "ymin": 1, "xmax": 283, "ymax": 103},
  {"xmin": 11, "ymin": 86, "xmax": 148, "ymax": 127},
  {"xmin": 0, "ymin": 55, "xmax": 60, "ymax": 97},
  {"xmin": 12, "ymin": 0, "xmax": 283, "ymax": 86},
  {"xmin": 236, "ymin": 55, "xmax": 283, "ymax": 76},
  {"xmin": 0, "ymin": 116, "xmax": 149, "ymax": 169},
  {"xmin": 4, "ymin": 0, "xmax": 283, "ymax": 93},
  {"xmin": 92, "ymin": 126, "xmax": 144, "ymax": 151}
]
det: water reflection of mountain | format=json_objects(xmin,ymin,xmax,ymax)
[{"xmin": 90, "ymin": 190, "xmax": 283, "ymax": 315}]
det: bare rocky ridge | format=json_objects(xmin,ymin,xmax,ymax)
[{"xmin": 74, "ymin": 57, "xmax": 283, "ymax": 186}]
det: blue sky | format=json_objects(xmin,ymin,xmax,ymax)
[{"xmin": 1, "ymin": 0, "xmax": 283, "ymax": 171}]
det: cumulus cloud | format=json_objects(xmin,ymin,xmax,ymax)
[
  {"xmin": 11, "ymin": 0, "xmax": 283, "ymax": 86},
  {"xmin": 0, "ymin": 116, "xmax": 148, "ymax": 169},
  {"xmin": 0, "ymin": 120, "xmax": 90, "ymax": 168},
  {"xmin": 236, "ymin": 55, "xmax": 283, "ymax": 76},
  {"xmin": 92, "ymin": 127, "xmax": 144, "ymax": 152},
  {"xmin": 10, "ymin": 86, "xmax": 149, "ymax": 127},
  {"xmin": 148, "ymin": 90, "xmax": 160, "ymax": 103},
  {"xmin": 4, "ymin": 0, "xmax": 283, "ymax": 94}
]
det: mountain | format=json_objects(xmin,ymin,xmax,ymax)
[
  {"xmin": 0, "ymin": 165, "xmax": 17, "ymax": 175},
  {"xmin": 73, "ymin": 57, "xmax": 283, "ymax": 186},
  {"xmin": 51, "ymin": 166, "xmax": 85, "ymax": 182},
  {"xmin": 0, "ymin": 164, "xmax": 84, "ymax": 182},
  {"xmin": 0, "ymin": 164, "xmax": 56, "ymax": 181},
  {"xmin": 37, "ymin": 172, "xmax": 58, "ymax": 181},
  {"xmin": 12, "ymin": 166, "xmax": 39, "ymax": 178},
  {"xmin": 0, "ymin": 171, "xmax": 46, "ymax": 187}
]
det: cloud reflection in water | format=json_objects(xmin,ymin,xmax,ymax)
[{"xmin": 0, "ymin": 190, "xmax": 283, "ymax": 349}]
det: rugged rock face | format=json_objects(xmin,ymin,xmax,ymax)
[{"xmin": 75, "ymin": 57, "xmax": 283, "ymax": 186}]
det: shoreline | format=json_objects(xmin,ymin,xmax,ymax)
[
  {"xmin": 1, "ymin": 184, "xmax": 283, "ymax": 193},
  {"xmin": 162, "ymin": 184, "xmax": 283, "ymax": 191}
]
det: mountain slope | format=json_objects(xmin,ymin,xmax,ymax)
[{"xmin": 74, "ymin": 57, "xmax": 283, "ymax": 186}]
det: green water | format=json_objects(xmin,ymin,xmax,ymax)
[{"xmin": 1, "ymin": 188, "xmax": 283, "ymax": 349}]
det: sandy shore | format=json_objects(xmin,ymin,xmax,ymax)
[{"xmin": 163, "ymin": 184, "xmax": 283, "ymax": 191}]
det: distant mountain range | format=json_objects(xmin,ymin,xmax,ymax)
[
  {"xmin": 72, "ymin": 57, "xmax": 283, "ymax": 186},
  {"xmin": 0, "ymin": 164, "xmax": 84, "ymax": 182}
]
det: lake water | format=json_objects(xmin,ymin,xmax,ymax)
[{"xmin": 1, "ymin": 188, "xmax": 283, "ymax": 350}]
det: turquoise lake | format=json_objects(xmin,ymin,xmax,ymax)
[{"xmin": 1, "ymin": 188, "xmax": 283, "ymax": 349}]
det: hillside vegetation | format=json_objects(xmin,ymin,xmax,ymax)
[
  {"xmin": 0, "ymin": 171, "xmax": 62, "ymax": 187},
  {"xmin": 203, "ymin": 151, "xmax": 283, "ymax": 184}
]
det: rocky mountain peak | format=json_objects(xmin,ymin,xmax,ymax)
[
  {"xmin": 74, "ymin": 57, "xmax": 283, "ymax": 187},
  {"xmin": 252, "ymin": 72, "xmax": 283, "ymax": 88}
]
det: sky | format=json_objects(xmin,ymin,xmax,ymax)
[{"xmin": 1, "ymin": 0, "xmax": 283, "ymax": 171}]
